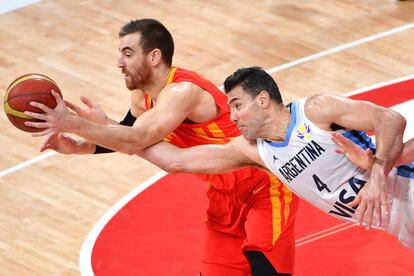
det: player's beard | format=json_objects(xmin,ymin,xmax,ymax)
[{"xmin": 125, "ymin": 61, "xmax": 153, "ymax": 91}]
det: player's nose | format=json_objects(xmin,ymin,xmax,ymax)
[
  {"xmin": 117, "ymin": 57, "xmax": 125, "ymax": 68},
  {"xmin": 230, "ymin": 110, "xmax": 239, "ymax": 123}
]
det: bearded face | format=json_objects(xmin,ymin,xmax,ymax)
[
  {"xmin": 123, "ymin": 57, "xmax": 153, "ymax": 90},
  {"xmin": 118, "ymin": 32, "xmax": 153, "ymax": 91}
]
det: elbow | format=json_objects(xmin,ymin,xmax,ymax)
[
  {"xmin": 396, "ymin": 113, "xmax": 407, "ymax": 131},
  {"xmin": 377, "ymin": 110, "xmax": 406, "ymax": 132},
  {"xmin": 388, "ymin": 110, "xmax": 406, "ymax": 133}
]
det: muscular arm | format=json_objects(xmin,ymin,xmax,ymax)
[
  {"xmin": 68, "ymin": 84, "xmax": 197, "ymax": 154},
  {"xmin": 307, "ymin": 94, "xmax": 406, "ymax": 227},
  {"xmin": 307, "ymin": 94, "xmax": 406, "ymax": 172},
  {"xmin": 138, "ymin": 136, "xmax": 264, "ymax": 174},
  {"xmin": 27, "ymin": 83, "xmax": 206, "ymax": 155},
  {"xmin": 39, "ymin": 93, "xmax": 146, "ymax": 155}
]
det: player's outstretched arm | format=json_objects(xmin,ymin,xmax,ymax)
[
  {"xmin": 25, "ymin": 83, "xmax": 208, "ymax": 155},
  {"xmin": 139, "ymin": 136, "xmax": 262, "ymax": 174},
  {"xmin": 38, "ymin": 96, "xmax": 137, "ymax": 155}
]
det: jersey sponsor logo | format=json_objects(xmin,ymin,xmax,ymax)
[
  {"xmin": 328, "ymin": 177, "xmax": 366, "ymax": 218},
  {"xmin": 278, "ymin": 140, "xmax": 326, "ymax": 182},
  {"xmin": 296, "ymin": 123, "xmax": 311, "ymax": 140}
]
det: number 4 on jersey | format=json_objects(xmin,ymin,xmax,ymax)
[{"xmin": 312, "ymin": 174, "xmax": 331, "ymax": 193}]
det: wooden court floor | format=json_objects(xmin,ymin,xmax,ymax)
[{"xmin": 0, "ymin": 0, "xmax": 413, "ymax": 274}]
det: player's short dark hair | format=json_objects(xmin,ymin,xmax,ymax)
[
  {"xmin": 224, "ymin": 67, "xmax": 283, "ymax": 104},
  {"xmin": 119, "ymin": 19, "xmax": 174, "ymax": 66}
]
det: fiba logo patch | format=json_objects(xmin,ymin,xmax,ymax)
[{"xmin": 297, "ymin": 123, "xmax": 311, "ymax": 140}]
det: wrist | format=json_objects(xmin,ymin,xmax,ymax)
[
  {"xmin": 66, "ymin": 113, "xmax": 83, "ymax": 132},
  {"xmin": 76, "ymin": 140, "xmax": 96, "ymax": 154},
  {"xmin": 373, "ymin": 157, "xmax": 386, "ymax": 166},
  {"xmin": 371, "ymin": 156, "xmax": 391, "ymax": 174}
]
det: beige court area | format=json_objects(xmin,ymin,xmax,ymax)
[{"xmin": 0, "ymin": 0, "xmax": 414, "ymax": 274}]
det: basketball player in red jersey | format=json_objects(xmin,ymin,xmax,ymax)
[{"xmin": 25, "ymin": 19, "xmax": 298, "ymax": 276}]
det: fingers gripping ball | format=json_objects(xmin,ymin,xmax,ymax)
[{"xmin": 3, "ymin": 73, "xmax": 62, "ymax": 132}]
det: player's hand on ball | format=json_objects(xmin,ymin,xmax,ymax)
[
  {"xmin": 24, "ymin": 90, "xmax": 76, "ymax": 136},
  {"xmin": 65, "ymin": 96, "xmax": 109, "ymax": 125}
]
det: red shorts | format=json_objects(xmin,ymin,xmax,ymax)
[{"xmin": 200, "ymin": 169, "xmax": 299, "ymax": 275}]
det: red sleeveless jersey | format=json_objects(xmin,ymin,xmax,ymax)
[
  {"xmin": 145, "ymin": 67, "xmax": 240, "ymax": 147},
  {"xmin": 144, "ymin": 67, "xmax": 270, "ymax": 190}
]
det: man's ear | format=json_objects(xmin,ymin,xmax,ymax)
[
  {"xmin": 257, "ymin": 91, "xmax": 271, "ymax": 109},
  {"xmin": 148, "ymin": 49, "xmax": 162, "ymax": 66}
]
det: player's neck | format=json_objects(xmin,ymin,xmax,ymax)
[
  {"xmin": 142, "ymin": 65, "xmax": 172, "ymax": 99},
  {"xmin": 264, "ymin": 105, "xmax": 291, "ymax": 142}
]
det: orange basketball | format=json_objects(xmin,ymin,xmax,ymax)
[{"xmin": 3, "ymin": 73, "xmax": 62, "ymax": 132}]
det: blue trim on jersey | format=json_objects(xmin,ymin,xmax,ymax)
[
  {"xmin": 343, "ymin": 131, "xmax": 412, "ymax": 179},
  {"xmin": 342, "ymin": 130, "xmax": 376, "ymax": 153},
  {"xmin": 265, "ymin": 102, "xmax": 297, "ymax": 147},
  {"xmin": 397, "ymin": 163, "xmax": 414, "ymax": 179}
]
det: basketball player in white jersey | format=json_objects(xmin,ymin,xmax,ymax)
[{"xmin": 138, "ymin": 67, "xmax": 414, "ymax": 250}]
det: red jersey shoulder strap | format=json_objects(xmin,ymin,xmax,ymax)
[{"xmin": 144, "ymin": 67, "xmax": 228, "ymax": 113}]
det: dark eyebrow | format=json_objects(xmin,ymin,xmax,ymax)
[
  {"xmin": 119, "ymin": 46, "xmax": 134, "ymax": 52},
  {"xmin": 227, "ymin": 97, "xmax": 239, "ymax": 106}
]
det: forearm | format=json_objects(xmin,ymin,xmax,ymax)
[
  {"xmin": 92, "ymin": 109, "xmax": 138, "ymax": 154},
  {"xmin": 72, "ymin": 120, "xmax": 145, "ymax": 154},
  {"xmin": 138, "ymin": 141, "xmax": 246, "ymax": 174},
  {"xmin": 373, "ymin": 111, "xmax": 406, "ymax": 173}
]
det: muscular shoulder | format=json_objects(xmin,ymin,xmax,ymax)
[
  {"xmin": 160, "ymin": 81, "xmax": 218, "ymax": 122},
  {"xmin": 305, "ymin": 93, "xmax": 346, "ymax": 126},
  {"xmin": 159, "ymin": 82, "xmax": 201, "ymax": 101}
]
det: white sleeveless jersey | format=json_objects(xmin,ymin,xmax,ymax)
[
  {"xmin": 257, "ymin": 98, "xmax": 374, "ymax": 223},
  {"xmin": 259, "ymin": 98, "xmax": 414, "ymax": 248}
]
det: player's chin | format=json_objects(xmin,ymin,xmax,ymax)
[
  {"xmin": 124, "ymin": 81, "xmax": 136, "ymax": 91},
  {"xmin": 241, "ymin": 130, "xmax": 256, "ymax": 141},
  {"xmin": 125, "ymin": 79, "xmax": 142, "ymax": 91}
]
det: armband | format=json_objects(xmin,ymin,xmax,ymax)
[
  {"xmin": 94, "ymin": 145, "xmax": 115, "ymax": 154},
  {"xmin": 119, "ymin": 109, "xmax": 137, "ymax": 126},
  {"xmin": 93, "ymin": 109, "xmax": 137, "ymax": 154}
]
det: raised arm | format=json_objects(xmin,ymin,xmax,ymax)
[
  {"xmin": 25, "ymin": 82, "xmax": 206, "ymax": 155},
  {"xmin": 138, "ymin": 136, "xmax": 264, "ymax": 174},
  {"xmin": 306, "ymin": 94, "xmax": 406, "ymax": 228}
]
